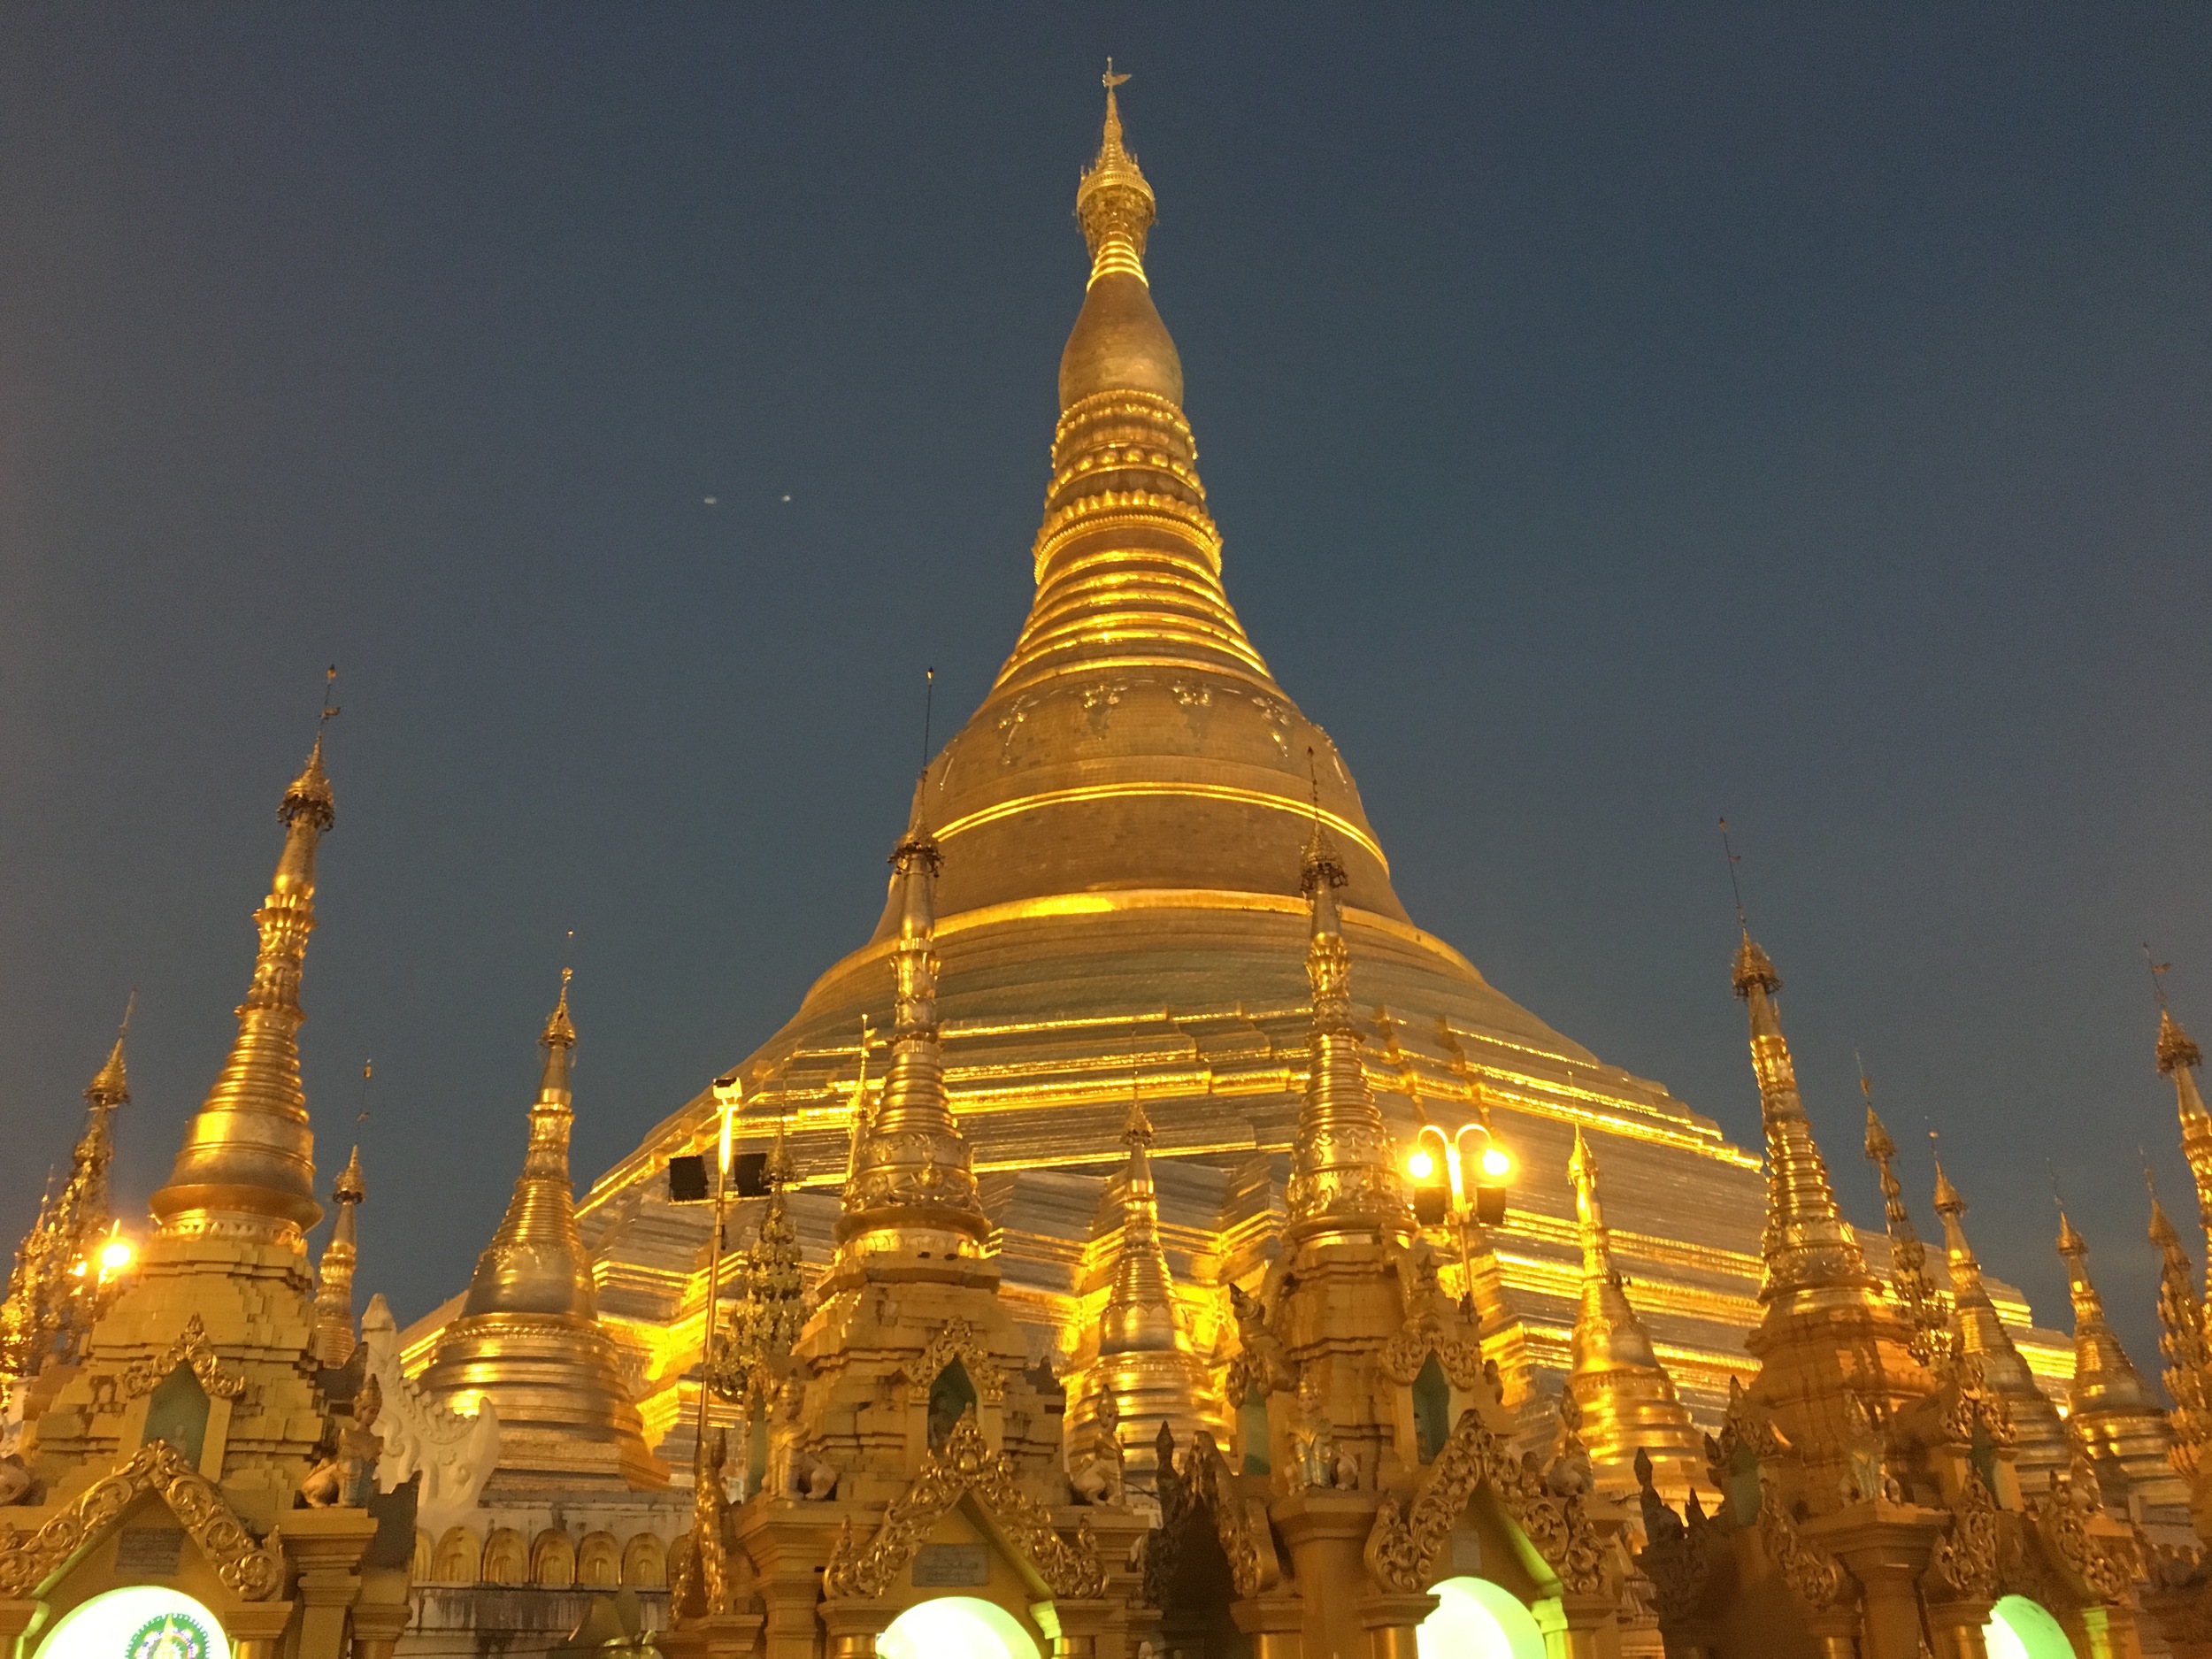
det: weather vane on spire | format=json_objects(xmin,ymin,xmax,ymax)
[
  {"xmin": 2147, "ymin": 943, "xmax": 2175, "ymax": 1009},
  {"xmin": 1718, "ymin": 817, "xmax": 1747, "ymax": 928},
  {"xmin": 1103, "ymin": 58, "xmax": 1130, "ymax": 91},
  {"xmin": 320, "ymin": 664, "xmax": 340, "ymax": 728}
]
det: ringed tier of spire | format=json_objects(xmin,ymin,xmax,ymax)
[
  {"xmin": 416, "ymin": 972, "xmax": 664, "ymax": 1488},
  {"xmin": 149, "ymin": 736, "xmax": 334, "ymax": 1242}
]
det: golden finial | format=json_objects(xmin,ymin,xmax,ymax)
[
  {"xmin": 542, "ymin": 964, "xmax": 577, "ymax": 1051},
  {"xmin": 1125, "ymin": 1030, "xmax": 1155, "ymax": 1148},
  {"xmin": 282, "ymin": 667, "xmax": 340, "ymax": 830},
  {"xmin": 333, "ymin": 1142, "xmax": 365, "ymax": 1207},
  {"xmin": 87, "ymin": 993, "xmax": 133, "ymax": 1107},
  {"xmin": 1300, "ymin": 748, "xmax": 1345, "ymax": 895},
  {"xmin": 1077, "ymin": 58, "xmax": 1156, "ymax": 285}
]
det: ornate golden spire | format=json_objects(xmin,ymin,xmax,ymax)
[
  {"xmin": 2148, "ymin": 1185, "xmax": 2212, "ymax": 1471},
  {"xmin": 1100, "ymin": 1086, "xmax": 1182, "ymax": 1358},
  {"xmin": 1927, "ymin": 1155, "xmax": 2073, "ymax": 1479},
  {"xmin": 2057, "ymin": 1210, "xmax": 2192, "ymax": 1506},
  {"xmin": 1563, "ymin": 1126, "xmax": 1701, "ymax": 1495},
  {"xmin": 417, "ymin": 971, "xmax": 663, "ymax": 1487},
  {"xmin": 1731, "ymin": 933, "xmax": 1873, "ymax": 1305},
  {"xmin": 718, "ymin": 1117, "xmax": 805, "ymax": 1378},
  {"xmin": 149, "ymin": 734, "xmax": 335, "ymax": 1244},
  {"xmin": 311, "ymin": 1144, "xmax": 365, "ymax": 1368},
  {"xmin": 1863, "ymin": 1096, "xmax": 1942, "ymax": 1358},
  {"xmin": 1078, "ymin": 1071, "xmax": 1210, "ymax": 1495},
  {"xmin": 0, "ymin": 1014, "xmax": 132, "ymax": 1375},
  {"xmin": 995, "ymin": 66, "xmax": 1273, "ymax": 695},
  {"xmin": 833, "ymin": 784, "xmax": 988, "ymax": 1264},
  {"xmin": 2159, "ymin": 1006, "xmax": 2212, "ymax": 1240},
  {"xmin": 1285, "ymin": 818, "xmax": 1408, "ymax": 1240},
  {"xmin": 1076, "ymin": 60, "xmax": 1156, "ymax": 288}
]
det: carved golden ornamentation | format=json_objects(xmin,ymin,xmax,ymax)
[
  {"xmin": 1755, "ymin": 1480, "xmax": 1855, "ymax": 1613},
  {"xmin": 1631, "ymin": 1449, "xmax": 1716, "ymax": 1625},
  {"xmin": 824, "ymin": 1409, "xmax": 1102, "ymax": 1600},
  {"xmin": 1142, "ymin": 1423, "xmax": 1282, "ymax": 1603},
  {"xmin": 1377, "ymin": 1314, "xmax": 1485, "ymax": 1392},
  {"xmin": 2032, "ymin": 1450, "xmax": 2139, "ymax": 1602},
  {"xmin": 1365, "ymin": 1406, "xmax": 1604, "ymax": 1595},
  {"xmin": 1924, "ymin": 1474, "xmax": 2001, "ymax": 1603},
  {"xmin": 898, "ymin": 1318, "xmax": 1005, "ymax": 1405},
  {"xmin": 121, "ymin": 1313, "xmax": 247, "ymax": 1401},
  {"xmin": 0, "ymin": 1440, "xmax": 280, "ymax": 1600}
]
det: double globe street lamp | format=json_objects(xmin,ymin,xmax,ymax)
[{"xmin": 1405, "ymin": 1118, "xmax": 1512, "ymax": 1298}]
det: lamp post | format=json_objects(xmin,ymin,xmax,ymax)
[
  {"xmin": 1405, "ymin": 1118, "xmax": 1512, "ymax": 1300},
  {"xmin": 695, "ymin": 1071, "xmax": 742, "ymax": 1483}
]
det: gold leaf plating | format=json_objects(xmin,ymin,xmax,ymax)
[
  {"xmin": 823, "ymin": 1409, "xmax": 1102, "ymax": 1600},
  {"xmin": 1363, "ymin": 1407, "xmax": 1604, "ymax": 1596},
  {"xmin": 0, "ymin": 1440, "xmax": 281, "ymax": 1601},
  {"xmin": 122, "ymin": 1314, "xmax": 248, "ymax": 1401}
]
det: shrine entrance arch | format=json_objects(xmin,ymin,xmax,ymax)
[
  {"xmin": 1416, "ymin": 1576, "xmax": 1544, "ymax": 1659},
  {"xmin": 877, "ymin": 1596, "xmax": 1041, "ymax": 1659}
]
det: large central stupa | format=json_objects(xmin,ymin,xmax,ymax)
[{"xmin": 409, "ymin": 81, "xmax": 2068, "ymax": 1460}]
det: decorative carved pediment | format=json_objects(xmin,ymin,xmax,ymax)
[
  {"xmin": 1365, "ymin": 1405, "xmax": 1605, "ymax": 1595},
  {"xmin": 1376, "ymin": 1314, "xmax": 1485, "ymax": 1392},
  {"xmin": 1923, "ymin": 1473, "xmax": 2001, "ymax": 1604},
  {"xmin": 2027, "ymin": 1450, "xmax": 2139, "ymax": 1603},
  {"xmin": 898, "ymin": 1318, "xmax": 1006, "ymax": 1405},
  {"xmin": 1141, "ymin": 1423, "xmax": 1284, "ymax": 1604},
  {"xmin": 1755, "ymin": 1479, "xmax": 1855, "ymax": 1613},
  {"xmin": 824, "ymin": 1409, "xmax": 1102, "ymax": 1600},
  {"xmin": 1631, "ymin": 1450, "xmax": 1717, "ymax": 1625},
  {"xmin": 121, "ymin": 1314, "xmax": 247, "ymax": 1401},
  {"xmin": 0, "ymin": 1440, "xmax": 281, "ymax": 1601}
]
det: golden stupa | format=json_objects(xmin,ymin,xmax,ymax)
[{"xmin": 472, "ymin": 68, "xmax": 2079, "ymax": 1464}]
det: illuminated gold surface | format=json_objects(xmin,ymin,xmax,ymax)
[
  {"xmin": 1928, "ymin": 1158, "xmax": 2071, "ymax": 1480},
  {"xmin": 830, "ymin": 795, "xmax": 989, "ymax": 1266},
  {"xmin": 1563, "ymin": 1125, "xmax": 1701, "ymax": 1498},
  {"xmin": 2162, "ymin": 1008, "xmax": 2212, "ymax": 1244},
  {"xmin": 1730, "ymin": 933, "xmax": 1929, "ymax": 1510},
  {"xmin": 149, "ymin": 736, "xmax": 334, "ymax": 1241},
  {"xmin": 1286, "ymin": 826, "xmax": 1409, "ymax": 1240},
  {"xmin": 0, "ymin": 1026, "xmax": 128, "ymax": 1375},
  {"xmin": 2056, "ymin": 1210, "xmax": 2191, "ymax": 1519},
  {"xmin": 541, "ymin": 76, "xmax": 2078, "ymax": 1472},
  {"xmin": 1069, "ymin": 1087, "xmax": 1217, "ymax": 1487},
  {"xmin": 416, "ymin": 973, "xmax": 664, "ymax": 1490},
  {"xmin": 311, "ymin": 1142, "xmax": 364, "ymax": 1367},
  {"xmin": 18, "ymin": 741, "xmax": 360, "ymax": 1535},
  {"xmin": 2150, "ymin": 1188, "xmax": 2212, "ymax": 1476}
]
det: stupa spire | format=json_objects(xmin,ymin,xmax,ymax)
[
  {"xmin": 721, "ymin": 1116, "xmax": 805, "ymax": 1375},
  {"xmin": 149, "ymin": 728, "xmax": 336, "ymax": 1243},
  {"xmin": 833, "ymin": 781, "xmax": 988, "ymax": 1264},
  {"xmin": 416, "ymin": 971, "xmax": 663, "ymax": 1487},
  {"xmin": 1000, "ymin": 67, "xmax": 1268, "ymax": 694},
  {"xmin": 1078, "ymin": 59, "xmax": 1155, "ymax": 288},
  {"xmin": 2148, "ymin": 1183, "xmax": 2212, "ymax": 1469},
  {"xmin": 2057, "ymin": 1210, "xmax": 2192, "ymax": 1506},
  {"xmin": 2159, "ymin": 1004, "xmax": 2212, "ymax": 1241},
  {"xmin": 1100, "ymin": 1084, "xmax": 1182, "ymax": 1359},
  {"xmin": 1928, "ymin": 1153, "xmax": 2073, "ymax": 1479},
  {"xmin": 1863, "ymin": 1092, "xmax": 1942, "ymax": 1358},
  {"xmin": 1285, "ymin": 810, "xmax": 1407, "ymax": 1240},
  {"xmin": 1731, "ymin": 932, "xmax": 1872, "ymax": 1304},
  {"xmin": 0, "ymin": 1010, "xmax": 133, "ymax": 1376},
  {"xmin": 1563, "ymin": 1126, "xmax": 1701, "ymax": 1495},
  {"xmin": 312, "ymin": 1144, "xmax": 365, "ymax": 1367}
]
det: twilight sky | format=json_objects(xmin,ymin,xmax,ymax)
[{"xmin": 1, "ymin": 9, "xmax": 2207, "ymax": 1371}]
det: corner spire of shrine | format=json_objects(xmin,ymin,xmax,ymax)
[{"xmin": 150, "ymin": 714, "xmax": 339, "ymax": 1243}]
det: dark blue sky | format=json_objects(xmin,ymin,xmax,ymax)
[{"xmin": 2, "ymin": 9, "xmax": 2206, "ymax": 1371}]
